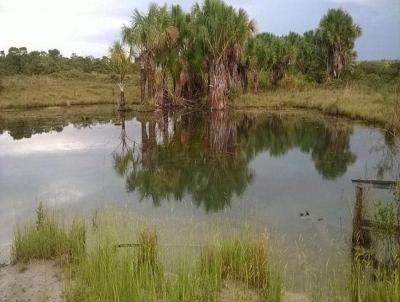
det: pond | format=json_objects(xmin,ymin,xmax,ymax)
[{"xmin": 0, "ymin": 107, "xmax": 399, "ymax": 283}]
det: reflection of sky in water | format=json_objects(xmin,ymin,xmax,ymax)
[{"xmin": 0, "ymin": 114, "xmax": 398, "ymax": 264}]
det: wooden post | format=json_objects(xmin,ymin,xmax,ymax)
[{"xmin": 352, "ymin": 186, "xmax": 371, "ymax": 254}]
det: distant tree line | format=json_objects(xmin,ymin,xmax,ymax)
[{"xmin": 0, "ymin": 47, "xmax": 111, "ymax": 75}]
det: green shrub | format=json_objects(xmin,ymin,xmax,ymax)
[{"xmin": 12, "ymin": 203, "xmax": 86, "ymax": 263}]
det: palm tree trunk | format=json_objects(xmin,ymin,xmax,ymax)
[
  {"xmin": 118, "ymin": 82, "xmax": 125, "ymax": 110},
  {"xmin": 140, "ymin": 68, "xmax": 146, "ymax": 104},
  {"xmin": 208, "ymin": 58, "xmax": 228, "ymax": 110},
  {"xmin": 139, "ymin": 53, "xmax": 146, "ymax": 103},
  {"xmin": 330, "ymin": 46, "xmax": 342, "ymax": 79},
  {"xmin": 240, "ymin": 63, "xmax": 248, "ymax": 92},
  {"xmin": 253, "ymin": 73, "xmax": 259, "ymax": 93},
  {"xmin": 147, "ymin": 54, "xmax": 156, "ymax": 100},
  {"xmin": 147, "ymin": 70, "xmax": 153, "ymax": 99}
]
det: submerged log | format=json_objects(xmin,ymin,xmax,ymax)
[{"xmin": 351, "ymin": 179, "xmax": 397, "ymax": 189}]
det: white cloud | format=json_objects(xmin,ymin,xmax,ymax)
[
  {"xmin": 0, "ymin": 0, "xmax": 399, "ymax": 59},
  {"xmin": 0, "ymin": 0, "xmax": 126, "ymax": 56}
]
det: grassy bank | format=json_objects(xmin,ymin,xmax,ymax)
[
  {"xmin": 1, "ymin": 72, "xmax": 399, "ymax": 133},
  {"xmin": 235, "ymin": 84, "xmax": 400, "ymax": 132},
  {"xmin": 7, "ymin": 204, "xmax": 400, "ymax": 301}
]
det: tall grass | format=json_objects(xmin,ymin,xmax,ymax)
[
  {"xmin": 306, "ymin": 266, "xmax": 400, "ymax": 302},
  {"xmin": 350, "ymin": 264, "xmax": 400, "ymax": 302},
  {"xmin": 69, "ymin": 224, "xmax": 282, "ymax": 301},
  {"xmin": 12, "ymin": 202, "xmax": 85, "ymax": 263}
]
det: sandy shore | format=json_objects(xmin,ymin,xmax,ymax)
[{"xmin": 0, "ymin": 260, "xmax": 63, "ymax": 302}]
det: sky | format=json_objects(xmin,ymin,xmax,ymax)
[{"xmin": 0, "ymin": 0, "xmax": 399, "ymax": 60}]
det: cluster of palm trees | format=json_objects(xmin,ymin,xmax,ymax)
[{"xmin": 109, "ymin": 0, "xmax": 361, "ymax": 110}]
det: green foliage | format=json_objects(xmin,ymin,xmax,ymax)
[
  {"xmin": 351, "ymin": 61, "xmax": 400, "ymax": 89},
  {"xmin": 121, "ymin": 0, "xmax": 254, "ymax": 106},
  {"xmin": 191, "ymin": 0, "xmax": 253, "ymax": 61},
  {"xmin": 247, "ymin": 30, "xmax": 324, "ymax": 89},
  {"xmin": 118, "ymin": 1, "xmax": 364, "ymax": 102},
  {"xmin": 12, "ymin": 203, "xmax": 86, "ymax": 263},
  {"xmin": 316, "ymin": 8, "xmax": 361, "ymax": 79},
  {"xmin": 0, "ymin": 47, "xmax": 111, "ymax": 76},
  {"xmin": 287, "ymin": 31, "xmax": 325, "ymax": 82},
  {"xmin": 109, "ymin": 41, "xmax": 130, "ymax": 82},
  {"xmin": 374, "ymin": 201, "xmax": 397, "ymax": 234}
]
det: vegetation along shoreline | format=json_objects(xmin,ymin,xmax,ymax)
[{"xmin": 1, "ymin": 1, "xmax": 399, "ymax": 135}]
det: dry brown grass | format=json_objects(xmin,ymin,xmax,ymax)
[
  {"xmin": 235, "ymin": 86, "xmax": 397, "ymax": 127},
  {"xmin": 390, "ymin": 94, "xmax": 400, "ymax": 136},
  {"xmin": 0, "ymin": 73, "xmax": 141, "ymax": 109}
]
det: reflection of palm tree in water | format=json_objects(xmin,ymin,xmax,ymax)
[
  {"xmin": 208, "ymin": 111, "xmax": 237, "ymax": 155},
  {"xmin": 112, "ymin": 111, "xmax": 138, "ymax": 177},
  {"xmin": 113, "ymin": 112, "xmax": 359, "ymax": 211},
  {"xmin": 114, "ymin": 110, "xmax": 252, "ymax": 211},
  {"xmin": 311, "ymin": 123, "xmax": 356, "ymax": 179},
  {"xmin": 240, "ymin": 114, "xmax": 356, "ymax": 179}
]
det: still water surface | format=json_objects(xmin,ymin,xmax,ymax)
[{"xmin": 0, "ymin": 108, "xmax": 398, "ymax": 268}]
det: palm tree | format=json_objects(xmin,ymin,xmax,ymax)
[
  {"xmin": 172, "ymin": 6, "xmax": 208, "ymax": 103},
  {"xmin": 267, "ymin": 35, "xmax": 294, "ymax": 85},
  {"xmin": 316, "ymin": 8, "xmax": 361, "ymax": 79},
  {"xmin": 109, "ymin": 41, "xmax": 130, "ymax": 109},
  {"xmin": 122, "ymin": 4, "xmax": 161, "ymax": 103},
  {"xmin": 192, "ymin": 0, "xmax": 254, "ymax": 110},
  {"xmin": 123, "ymin": 4, "xmax": 179, "ymax": 106},
  {"xmin": 246, "ymin": 34, "xmax": 269, "ymax": 92},
  {"xmin": 169, "ymin": 5, "xmax": 206, "ymax": 103},
  {"xmin": 247, "ymin": 33, "xmax": 294, "ymax": 88}
]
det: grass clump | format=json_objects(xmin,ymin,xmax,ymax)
[
  {"xmin": 71, "ymin": 226, "xmax": 165, "ymax": 301},
  {"xmin": 200, "ymin": 236, "xmax": 282, "ymax": 301},
  {"xmin": 71, "ymin": 245, "xmax": 165, "ymax": 301},
  {"xmin": 137, "ymin": 226, "xmax": 160, "ymax": 271},
  {"xmin": 12, "ymin": 203, "xmax": 85, "ymax": 263}
]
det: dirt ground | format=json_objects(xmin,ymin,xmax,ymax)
[
  {"xmin": 0, "ymin": 259, "xmax": 308, "ymax": 302},
  {"xmin": 0, "ymin": 260, "xmax": 63, "ymax": 302}
]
